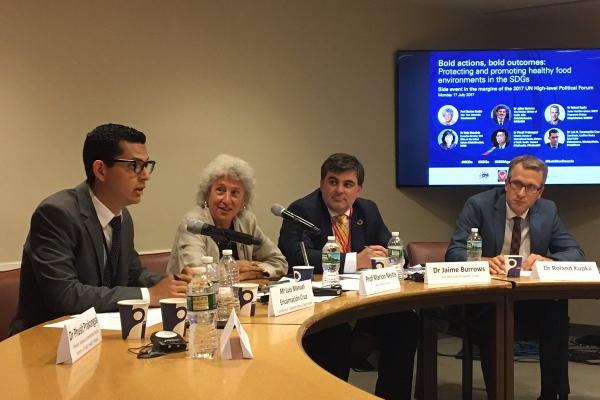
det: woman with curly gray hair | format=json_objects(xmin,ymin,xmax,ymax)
[{"xmin": 166, "ymin": 154, "xmax": 287, "ymax": 280}]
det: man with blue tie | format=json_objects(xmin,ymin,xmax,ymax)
[
  {"xmin": 446, "ymin": 155, "xmax": 584, "ymax": 400},
  {"xmin": 10, "ymin": 124, "xmax": 189, "ymax": 334},
  {"xmin": 278, "ymin": 153, "xmax": 418, "ymax": 400}
]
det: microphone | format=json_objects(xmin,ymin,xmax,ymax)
[
  {"xmin": 186, "ymin": 220, "xmax": 262, "ymax": 246},
  {"xmin": 271, "ymin": 204, "xmax": 321, "ymax": 234}
]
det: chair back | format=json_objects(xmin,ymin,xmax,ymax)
[
  {"xmin": 0, "ymin": 268, "xmax": 21, "ymax": 341},
  {"xmin": 406, "ymin": 241, "xmax": 449, "ymax": 267},
  {"xmin": 140, "ymin": 251, "xmax": 170, "ymax": 275}
]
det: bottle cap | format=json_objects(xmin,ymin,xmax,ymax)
[
  {"xmin": 392, "ymin": 231, "xmax": 399, "ymax": 236},
  {"xmin": 190, "ymin": 267, "xmax": 205, "ymax": 275},
  {"xmin": 327, "ymin": 235, "xmax": 335, "ymax": 241},
  {"xmin": 471, "ymin": 228, "xmax": 478, "ymax": 233},
  {"xmin": 201, "ymin": 256, "xmax": 214, "ymax": 263},
  {"xmin": 222, "ymin": 249, "xmax": 233, "ymax": 256}
]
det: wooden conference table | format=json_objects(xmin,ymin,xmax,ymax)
[
  {"xmin": 1, "ymin": 277, "xmax": 597, "ymax": 400},
  {"xmin": 496, "ymin": 277, "xmax": 600, "ymax": 400}
]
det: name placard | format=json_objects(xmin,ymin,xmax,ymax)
[
  {"xmin": 56, "ymin": 307, "xmax": 102, "ymax": 364},
  {"xmin": 425, "ymin": 262, "xmax": 490, "ymax": 285},
  {"xmin": 359, "ymin": 266, "xmax": 400, "ymax": 296},
  {"xmin": 531, "ymin": 261, "xmax": 600, "ymax": 281},
  {"xmin": 268, "ymin": 280, "xmax": 314, "ymax": 317}
]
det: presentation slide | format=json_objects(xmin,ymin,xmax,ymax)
[
  {"xmin": 431, "ymin": 49, "xmax": 600, "ymax": 185},
  {"xmin": 396, "ymin": 49, "xmax": 600, "ymax": 186}
]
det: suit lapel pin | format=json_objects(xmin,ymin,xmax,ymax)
[{"xmin": 356, "ymin": 219, "xmax": 364, "ymax": 226}]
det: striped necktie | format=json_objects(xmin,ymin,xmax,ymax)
[
  {"xmin": 334, "ymin": 214, "xmax": 349, "ymax": 252},
  {"xmin": 509, "ymin": 216, "xmax": 521, "ymax": 255}
]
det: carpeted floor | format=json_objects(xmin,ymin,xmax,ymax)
[{"xmin": 348, "ymin": 334, "xmax": 600, "ymax": 399}]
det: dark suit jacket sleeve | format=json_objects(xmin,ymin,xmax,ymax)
[
  {"xmin": 122, "ymin": 210, "xmax": 164, "ymax": 287},
  {"xmin": 29, "ymin": 203, "xmax": 150, "ymax": 316},
  {"xmin": 543, "ymin": 203, "xmax": 585, "ymax": 261},
  {"xmin": 342, "ymin": 200, "xmax": 391, "ymax": 271},
  {"xmin": 278, "ymin": 195, "xmax": 392, "ymax": 274},
  {"xmin": 128, "ymin": 249, "xmax": 164, "ymax": 287},
  {"xmin": 278, "ymin": 201, "xmax": 324, "ymax": 271},
  {"xmin": 446, "ymin": 189, "xmax": 585, "ymax": 262},
  {"xmin": 446, "ymin": 196, "xmax": 484, "ymax": 262}
]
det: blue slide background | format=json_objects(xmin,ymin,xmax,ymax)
[{"xmin": 429, "ymin": 49, "xmax": 600, "ymax": 168}]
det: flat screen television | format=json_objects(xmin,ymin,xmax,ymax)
[{"xmin": 395, "ymin": 49, "xmax": 600, "ymax": 186}]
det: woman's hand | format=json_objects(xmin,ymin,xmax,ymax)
[{"xmin": 238, "ymin": 260, "xmax": 265, "ymax": 280}]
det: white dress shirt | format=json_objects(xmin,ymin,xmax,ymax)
[
  {"xmin": 89, "ymin": 189, "xmax": 149, "ymax": 301},
  {"xmin": 501, "ymin": 203, "xmax": 531, "ymax": 258}
]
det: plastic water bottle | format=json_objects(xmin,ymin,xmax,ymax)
[
  {"xmin": 202, "ymin": 256, "xmax": 219, "ymax": 292},
  {"xmin": 217, "ymin": 250, "xmax": 241, "ymax": 323},
  {"xmin": 322, "ymin": 236, "xmax": 341, "ymax": 287},
  {"xmin": 466, "ymin": 228, "xmax": 483, "ymax": 261},
  {"xmin": 388, "ymin": 232, "xmax": 406, "ymax": 279},
  {"xmin": 187, "ymin": 266, "xmax": 218, "ymax": 359}
]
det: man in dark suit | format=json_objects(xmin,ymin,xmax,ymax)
[
  {"xmin": 549, "ymin": 105, "xmax": 562, "ymax": 125},
  {"xmin": 547, "ymin": 128, "xmax": 562, "ymax": 148},
  {"xmin": 446, "ymin": 155, "xmax": 584, "ymax": 400},
  {"xmin": 493, "ymin": 104, "xmax": 510, "ymax": 126},
  {"xmin": 492, "ymin": 128, "xmax": 510, "ymax": 150},
  {"xmin": 278, "ymin": 153, "xmax": 418, "ymax": 400},
  {"xmin": 10, "ymin": 124, "xmax": 189, "ymax": 334}
]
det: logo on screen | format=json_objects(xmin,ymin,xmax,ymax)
[
  {"xmin": 497, "ymin": 170, "xmax": 508, "ymax": 182},
  {"xmin": 479, "ymin": 172, "xmax": 489, "ymax": 179}
]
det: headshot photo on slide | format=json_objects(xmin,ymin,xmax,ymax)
[
  {"xmin": 438, "ymin": 129, "xmax": 458, "ymax": 150},
  {"xmin": 438, "ymin": 105, "xmax": 458, "ymax": 126}
]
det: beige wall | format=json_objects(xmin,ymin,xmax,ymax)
[{"xmin": 1, "ymin": 1, "xmax": 599, "ymax": 323}]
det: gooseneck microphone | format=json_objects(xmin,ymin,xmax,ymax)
[
  {"xmin": 186, "ymin": 220, "xmax": 262, "ymax": 246},
  {"xmin": 271, "ymin": 204, "xmax": 321, "ymax": 234}
]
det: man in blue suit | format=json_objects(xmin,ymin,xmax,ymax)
[
  {"xmin": 446, "ymin": 155, "xmax": 584, "ymax": 400},
  {"xmin": 278, "ymin": 153, "xmax": 418, "ymax": 400}
]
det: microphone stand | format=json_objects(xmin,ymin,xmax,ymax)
[
  {"xmin": 300, "ymin": 242, "xmax": 309, "ymax": 266},
  {"xmin": 297, "ymin": 225, "xmax": 310, "ymax": 266}
]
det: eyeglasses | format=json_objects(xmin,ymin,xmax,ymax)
[
  {"xmin": 507, "ymin": 179, "xmax": 541, "ymax": 194},
  {"xmin": 111, "ymin": 159, "xmax": 156, "ymax": 174}
]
